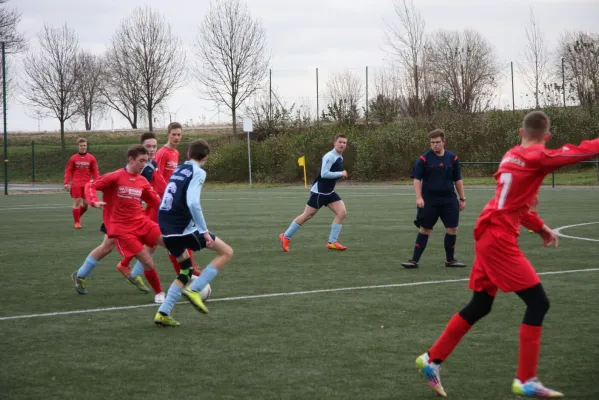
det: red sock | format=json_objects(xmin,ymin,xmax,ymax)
[
  {"xmin": 144, "ymin": 269, "xmax": 163, "ymax": 294},
  {"xmin": 79, "ymin": 205, "xmax": 88, "ymax": 217},
  {"xmin": 168, "ymin": 254, "xmax": 181, "ymax": 274},
  {"xmin": 428, "ymin": 313, "xmax": 473, "ymax": 362},
  {"xmin": 120, "ymin": 256, "xmax": 133, "ymax": 269},
  {"xmin": 517, "ymin": 324, "xmax": 542, "ymax": 382},
  {"xmin": 188, "ymin": 251, "xmax": 195, "ymax": 266},
  {"xmin": 72, "ymin": 208, "xmax": 81, "ymax": 223}
]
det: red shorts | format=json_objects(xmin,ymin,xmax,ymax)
[
  {"xmin": 70, "ymin": 185, "xmax": 85, "ymax": 199},
  {"xmin": 113, "ymin": 219, "xmax": 162, "ymax": 258},
  {"xmin": 469, "ymin": 227, "xmax": 540, "ymax": 296}
]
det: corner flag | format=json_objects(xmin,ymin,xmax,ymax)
[{"xmin": 298, "ymin": 156, "xmax": 307, "ymax": 188}]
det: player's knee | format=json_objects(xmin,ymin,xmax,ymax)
[
  {"xmin": 459, "ymin": 290, "xmax": 494, "ymax": 325},
  {"xmin": 337, "ymin": 208, "xmax": 347, "ymax": 219},
  {"xmin": 446, "ymin": 227, "xmax": 458, "ymax": 235},
  {"xmin": 419, "ymin": 228, "xmax": 432, "ymax": 235}
]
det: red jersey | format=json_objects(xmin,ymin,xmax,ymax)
[
  {"xmin": 64, "ymin": 153, "xmax": 99, "ymax": 186},
  {"xmin": 474, "ymin": 138, "xmax": 599, "ymax": 239},
  {"xmin": 85, "ymin": 168, "xmax": 161, "ymax": 236},
  {"xmin": 154, "ymin": 146, "xmax": 180, "ymax": 182}
]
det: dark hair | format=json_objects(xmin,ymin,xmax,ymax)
[
  {"xmin": 127, "ymin": 144, "xmax": 149, "ymax": 159},
  {"xmin": 188, "ymin": 139, "xmax": 210, "ymax": 161},
  {"xmin": 522, "ymin": 111, "xmax": 550, "ymax": 139},
  {"xmin": 140, "ymin": 131, "xmax": 157, "ymax": 144},
  {"xmin": 168, "ymin": 122, "xmax": 183, "ymax": 133},
  {"xmin": 428, "ymin": 129, "xmax": 445, "ymax": 140},
  {"xmin": 334, "ymin": 134, "xmax": 347, "ymax": 142}
]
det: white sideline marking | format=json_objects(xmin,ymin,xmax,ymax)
[
  {"xmin": 553, "ymin": 222, "xmax": 599, "ymax": 243},
  {"xmin": 1, "ymin": 267, "xmax": 598, "ymax": 322}
]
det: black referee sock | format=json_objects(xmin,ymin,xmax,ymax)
[
  {"xmin": 411, "ymin": 233, "xmax": 429, "ymax": 262},
  {"xmin": 445, "ymin": 233, "xmax": 457, "ymax": 261}
]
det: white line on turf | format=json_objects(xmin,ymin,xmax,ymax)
[
  {"xmin": 553, "ymin": 222, "xmax": 599, "ymax": 243},
  {"xmin": 1, "ymin": 267, "xmax": 598, "ymax": 322}
]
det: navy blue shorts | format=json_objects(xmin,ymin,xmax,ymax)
[
  {"xmin": 100, "ymin": 223, "xmax": 107, "ymax": 234},
  {"xmin": 414, "ymin": 199, "xmax": 459, "ymax": 230},
  {"xmin": 307, "ymin": 192, "xmax": 342, "ymax": 209},
  {"xmin": 163, "ymin": 231, "xmax": 217, "ymax": 258}
]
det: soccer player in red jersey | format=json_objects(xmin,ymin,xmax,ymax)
[
  {"xmin": 63, "ymin": 138, "xmax": 99, "ymax": 228},
  {"xmin": 83, "ymin": 144, "xmax": 167, "ymax": 303},
  {"xmin": 154, "ymin": 122, "xmax": 201, "ymax": 273},
  {"xmin": 415, "ymin": 111, "xmax": 599, "ymax": 398}
]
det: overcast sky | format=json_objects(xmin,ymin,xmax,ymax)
[{"xmin": 9, "ymin": 0, "xmax": 599, "ymax": 132}]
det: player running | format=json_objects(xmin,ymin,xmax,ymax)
[
  {"xmin": 279, "ymin": 134, "xmax": 349, "ymax": 251},
  {"xmin": 63, "ymin": 138, "xmax": 99, "ymax": 229},
  {"xmin": 401, "ymin": 129, "xmax": 466, "ymax": 269},
  {"xmin": 414, "ymin": 111, "xmax": 599, "ymax": 398},
  {"xmin": 154, "ymin": 139, "xmax": 234, "ymax": 327},
  {"xmin": 72, "ymin": 145, "xmax": 166, "ymax": 303}
]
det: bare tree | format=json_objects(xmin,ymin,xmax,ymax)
[
  {"xmin": 0, "ymin": 0, "xmax": 26, "ymax": 115},
  {"xmin": 106, "ymin": 6, "xmax": 186, "ymax": 131},
  {"xmin": 21, "ymin": 24, "xmax": 79, "ymax": 149},
  {"xmin": 383, "ymin": 0, "xmax": 426, "ymax": 114},
  {"xmin": 74, "ymin": 51, "xmax": 105, "ymax": 130},
  {"xmin": 194, "ymin": 0, "xmax": 270, "ymax": 135},
  {"xmin": 516, "ymin": 7, "xmax": 549, "ymax": 109},
  {"xmin": 321, "ymin": 70, "xmax": 363, "ymax": 126},
  {"xmin": 556, "ymin": 31, "xmax": 599, "ymax": 109},
  {"xmin": 428, "ymin": 29, "xmax": 500, "ymax": 113}
]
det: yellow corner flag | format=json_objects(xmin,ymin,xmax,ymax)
[{"xmin": 298, "ymin": 156, "xmax": 307, "ymax": 188}]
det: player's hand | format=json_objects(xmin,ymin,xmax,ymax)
[
  {"xmin": 64, "ymin": 184, "xmax": 71, "ymax": 191},
  {"xmin": 459, "ymin": 199, "xmax": 466, "ymax": 211},
  {"xmin": 341, "ymin": 170, "xmax": 348, "ymax": 178},
  {"xmin": 416, "ymin": 197, "xmax": 425, "ymax": 208},
  {"xmin": 92, "ymin": 201, "xmax": 106, "ymax": 208},
  {"xmin": 539, "ymin": 225, "xmax": 558, "ymax": 248},
  {"xmin": 204, "ymin": 232, "xmax": 214, "ymax": 248}
]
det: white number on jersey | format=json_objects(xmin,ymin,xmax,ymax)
[
  {"xmin": 160, "ymin": 182, "xmax": 177, "ymax": 211},
  {"xmin": 497, "ymin": 172, "xmax": 512, "ymax": 209}
]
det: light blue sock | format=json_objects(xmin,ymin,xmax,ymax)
[
  {"xmin": 77, "ymin": 255, "xmax": 98, "ymax": 278},
  {"xmin": 284, "ymin": 221, "xmax": 301, "ymax": 239},
  {"xmin": 131, "ymin": 250, "xmax": 153, "ymax": 278},
  {"xmin": 190, "ymin": 265, "xmax": 219, "ymax": 292},
  {"xmin": 158, "ymin": 283, "xmax": 183, "ymax": 316},
  {"xmin": 328, "ymin": 224, "xmax": 342, "ymax": 243}
]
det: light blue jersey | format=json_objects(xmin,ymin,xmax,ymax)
[
  {"xmin": 310, "ymin": 149, "xmax": 344, "ymax": 194},
  {"xmin": 158, "ymin": 160, "xmax": 208, "ymax": 236}
]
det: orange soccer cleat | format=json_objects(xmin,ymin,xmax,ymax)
[
  {"xmin": 279, "ymin": 233, "xmax": 290, "ymax": 252},
  {"xmin": 326, "ymin": 242, "xmax": 347, "ymax": 251},
  {"xmin": 74, "ymin": 222, "xmax": 82, "ymax": 229},
  {"xmin": 116, "ymin": 261, "xmax": 131, "ymax": 278}
]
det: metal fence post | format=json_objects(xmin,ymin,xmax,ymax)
[
  {"xmin": 552, "ymin": 172, "xmax": 555, "ymax": 188},
  {"xmin": 31, "ymin": 140, "xmax": 35, "ymax": 183}
]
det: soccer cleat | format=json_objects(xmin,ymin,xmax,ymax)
[
  {"xmin": 445, "ymin": 260, "xmax": 466, "ymax": 268},
  {"xmin": 154, "ymin": 292, "xmax": 166, "ymax": 304},
  {"xmin": 154, "ymin": 312, "xmax": 180, "ymax": 327},
  {"xmin": 512, "ymin": 378, "xmax": 564, "ymax": 398},
  {"xmin": 116, "ymin": 262, "xmax": 131, "ymax": 278},
  {"xmin": 127, "ymin": 275, "xmax": 150, "ymax": 293},
  {"xmin": 74, "ymin": 222, "xmax": 82, "ymax": 229},
  {"xmin": 326, "ymin": 242, "xmax": 347, "ymax": 251},
  {"xmin": 279, "ymin": 233, "xmax": 290, "ymax": 252},
  {"xmin": 401, "ymin": 260, "xmax": 419, "ymax": 269},
  {"xmin": 192, "ymin": 264, "xmax": 202, "ymax": 277},
  {"xmin": 182, "ymin": 287, "xmax": 209, "ymax": 314},
  {"xmin": 71, "ymin": 271, "xmax": 88, "ymax": 295},
  {"xmin": 416, "ymin": 353, "xmax": 447, "ymax": 398}
]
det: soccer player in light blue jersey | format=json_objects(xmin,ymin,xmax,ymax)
[
  {"xmin": 154, "ymin": 139, "xmax": 234, "ymax": 327},
  {"xmin": 280, "ymin": 134, "xmax": 349, "ymax": 252}
]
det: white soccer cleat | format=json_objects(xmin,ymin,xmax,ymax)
[
  {"xmin": 512, "ymin": 377, "xmax": 564, "ymax": 398},
  {"xmin": 416, "ymin": 352, "xmax": 447, "ymax": 397},
  {"xmin": 154, "ymin": 292, "xmax": 166, "ymax": 304}
]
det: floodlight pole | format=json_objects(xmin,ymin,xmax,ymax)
[
  {"xmin": 2, "ymin": 41, "xmax": 7, "ymax": 195},
  {"xmin": 243, "ymin": 117, "xmax": 253, "ymax": 188}
]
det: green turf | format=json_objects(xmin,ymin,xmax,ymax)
[{"xmin": 1, "ymin": 186, "xmax": 598, "ymax": 399}]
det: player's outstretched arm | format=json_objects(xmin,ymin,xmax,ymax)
[
  {"xmin": 186, "ymin": 169, "xmax": 209, "ymax": 233},
  {"xmin": 541, "ymin": 137, "xmax": 599, "ymax": 171},
  {"xmin": 85, "ymin": 172, "xmax": 115, "ymax": 207}
]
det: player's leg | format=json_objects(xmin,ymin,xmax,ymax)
[
  {"xmin": 402, "ymin": 202, "xmax": 437, "ymax": 268},
  {"xmin": 280, "ymin": 195, "xmax": 320, "ymax": 251},
  {"xmin": 71, "ymin": 234, "xmax": 115, "ymax": 295},
  {"xmin": 512, "ymin": 283, "xmax": 563, "ymax": 397},
  {"xmin": 440, "ymin": 200, "xmax": 466, "ymax": 267},
  {"xmin": 326, "ymin": 196, "xmax": 347, "ymax": 250},
  {"xmin": 133, "ymin": 247, "xmax": 164, "ymax": 303},
  {"xmin": 71, "ymin": 189, "xmax": 82, "ymax": 228},
  {"xmin": 79, "ymin": 198, "xmax": 89, "ymax": 220},
  {"xmin": 117, "ymin": 255, "xmax": 134, "ymax": 277}
]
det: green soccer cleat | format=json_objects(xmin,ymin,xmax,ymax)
[
  {"xmin": 154, "ymin": 312, "xmax": 180, "ymax": 327},
  {"xmin": 127, "ymin": 275, "xmax": 151, "ymax": 294},
  {"xmin": 182, "ymin": 287, "xmax": 209, "ymax": 314},
  {"xmin": 71, "ymin": 271, "xmax": 88, "ymax": 295},
  {"xmin": 512, "ymin": 378, "xmax": 564, "ymax": 398}
]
